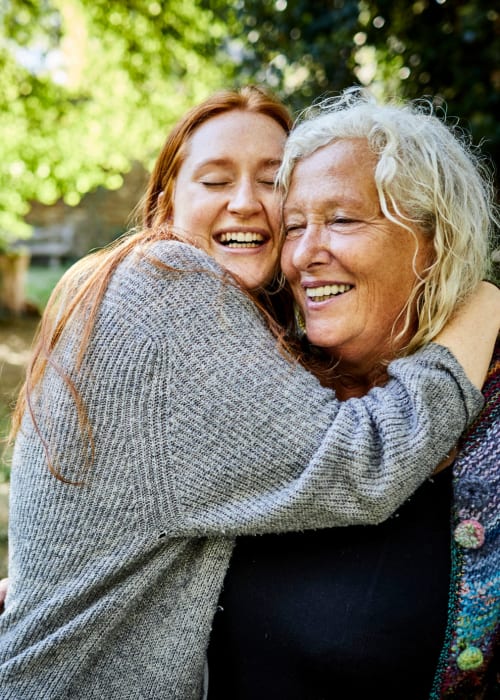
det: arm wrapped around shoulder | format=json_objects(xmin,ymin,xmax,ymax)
[{"xmin": 123, "ymin": 244, "xmax": 484, "ymax": 536}]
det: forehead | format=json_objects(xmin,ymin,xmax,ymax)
[
  {"xmin": 184, "ymin": 110, "xmax": 286, "ymax": 165},
  {"xmin": 293, "ymin": 138, "xmax": 376, "ymax": 180},
  {"xmin": 285, "ymin": 138, "xmax": 378, "ymax": 207}
]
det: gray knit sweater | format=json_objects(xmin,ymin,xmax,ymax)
[{"xmin": 0, "ymin": 242, "xmax": 483, "ymax": 699}]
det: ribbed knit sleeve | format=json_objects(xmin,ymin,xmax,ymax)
[{"xmin": 105, "ymin": 241, "xmax": 483, "ymax": 536}]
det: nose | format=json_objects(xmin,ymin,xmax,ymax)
[
  {"xmin": 227, "ymin": 179, "xmax": 262, "ymax": 217},
  {"xmin": 289, "ymin": 224, "xmax": 333, "ymax": 270}
]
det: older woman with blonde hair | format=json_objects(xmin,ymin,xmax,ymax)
[{"xmin": 207, "ymin": 88, "xmax": 499, "ymax": 700}]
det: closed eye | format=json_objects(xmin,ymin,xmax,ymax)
[
  {"xmin": 284, "ymin": 224, "xmax": 305, "ymax": 238},
  {"xmin": 333, "ymin": 217, "xmax": 357, "ymax": 224}
]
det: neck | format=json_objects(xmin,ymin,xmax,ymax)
[{"xmin": 326, "ymin": 359, "xmax": 390, "ymax": 400}]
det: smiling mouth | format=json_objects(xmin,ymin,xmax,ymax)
[
  {"xmin": 218, "ymin": 232, "xmax": 266, "ymax": 249},
  {"xmin": 305, "ymin": 284, "xmax": 353, "ymax": 301}
]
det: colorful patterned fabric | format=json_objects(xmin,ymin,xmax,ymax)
[{"xmin": 431, "ymin": 340, "xmax": 500, "ymax": 699}]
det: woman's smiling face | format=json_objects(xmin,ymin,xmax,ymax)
[
  {"xmin": 172, "ymin": 110, "xmax": 287, "ymax": 290},
  {"xmin": 281, "ymin": 138, "xmax": 434, "ymax": 374}
]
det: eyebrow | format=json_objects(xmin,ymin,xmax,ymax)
[
  {"xmin": 282, "ymin": 210, "xmax": 305, "ymax": 222},
  {"xmin": 261, "ymin": 158, "xmax": 282, "ymax": 168},
  {"xmin": 284, "ymin": 194, "xmax": 365, "ymax": 213},
  {"xmin": 195, "ymin": 157, "xmax": 282, "ymax": 170}
]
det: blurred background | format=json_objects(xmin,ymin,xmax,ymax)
[{"xmin": 1, "ymin": 0, "xmax": 499, "ymax": 575}]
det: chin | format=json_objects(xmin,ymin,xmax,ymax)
[
  {"xmin": 246, "ymin": 277, "xmax": 271, "ymax": 290},
  {"xmin": 305, "ymin": 327, "xmax": 337, "ymax": 348},
  {"xmin": 236, "ymin": 266, "xmax": 275, "ymax": 290},
  {"xmin": 230, "ymin": 270, "xmax": 266, "ymax": 290}
]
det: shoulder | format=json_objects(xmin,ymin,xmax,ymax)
[
  {"xmin": 112, "ymin": 240, "xmax": 237, "ymax": 303},
  {"xmin": 101, "ymin": 240, "xmax": 263, "ymax": 342},
  {"xmin": 137, "ymin": 240, "xmax": 223, "ymax": 275},
  {"xmin": 109, "ymin": 240, "xmax": 230, "ymax": 301}
]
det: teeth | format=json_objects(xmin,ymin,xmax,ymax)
[
  {"xmin": 305, "ymin": 284, "xmax": 352, "ymax": 300},
  {"xmin": 219, "ymin": 231, "xmax": 265, "ymax": 246},
  {"xmin": 226, "ymin": 242, "xmax": 261, "ymax": 248}
]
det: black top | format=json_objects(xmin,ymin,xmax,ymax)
[{"xmin": 207, "ymin": 469, "xmax": 452, "ymax": 700}]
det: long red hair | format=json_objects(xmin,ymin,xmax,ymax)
[{"xmin": 9, "ymin": 86, "xmax": 293, "ymax": 481}]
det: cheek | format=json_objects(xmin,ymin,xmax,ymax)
[
  {"xmin": 265, "ymin": 245, "xmax": 280, "ymax": 268},
  {"xmin": 172, "ymin": 190, "xmax": 189, "ymax": 228},
  {"xmin": 254, "ymin": 249, "xmax": 280, "ymax": 289},
  {"xmin": 270, "ymin": 206, "xmax": 282, "ymax": 232},
  {"xmin": 173, "ymin": 182, "xmax": 213, "ymax": 229},
  {"xmin": 172, "ymin": 201, "xmax": 214, "ymax": 250},
  {"xmin": 365, "ymin": 238, "xmax": 418, "ymax": 291},
  {"xmin": 280, "ymin": 242, "xmax": 297, "ymax": 281},
  {"xmin": 263, "ymin": 191, "xmax": 282, "ymax": 231},
  {"xmin": 362, "ymin": 258, "xmax": 419, "ymax": 324}
]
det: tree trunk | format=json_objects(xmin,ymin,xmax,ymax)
[{"xmin": 0, "ymin": 250, "xmax": 31, "ymax": 315}]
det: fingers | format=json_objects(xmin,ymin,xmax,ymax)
[{"xmin": 0, "ymin": 577, "xmax": 9, "ymax": 613}]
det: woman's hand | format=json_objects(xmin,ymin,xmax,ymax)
[
  {"xmin": 433, "ymin": 446, "xmax": 458, "ymax": 475},
  {"xmin": 434, "ymin": 281, "xmax": 500, "ymax": 390},
  {"xmin": 0, "ymin": 577, "xmax": 8, "ymax": 612}
]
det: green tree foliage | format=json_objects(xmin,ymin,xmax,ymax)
[
  {"xmin": 361, "ymin": 0, "xmax": 500, "ymax": 267},
  {"xmin": 360, "ymin": 1, "xmax": 500, "ymax": 173},
  {"xmin": 0, "ymin": 0, "xmax": 229, "ymax": 246},
  {"xmin": 203, "ymin": 0, "xmax": 361, "ymax": 110},
  {"xmin": 207, "ymin": 0, "xmax": 499, "ymax": 173}
]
